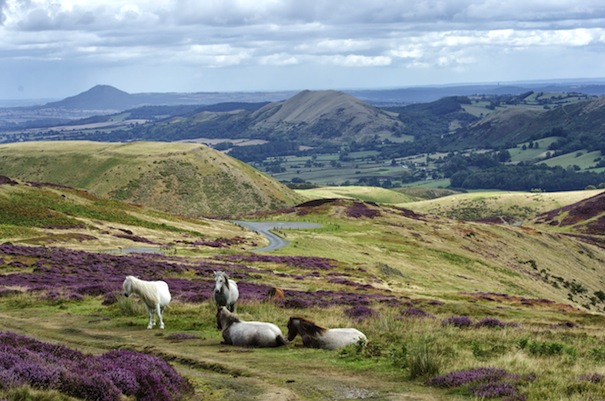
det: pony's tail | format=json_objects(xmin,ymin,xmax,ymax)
[{"xmin": 275, "ymin": 335, "xmax": 288, "ymax": 347}]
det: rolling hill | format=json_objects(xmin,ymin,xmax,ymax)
[
  {"xmin": 43, "ymin": 85, "xmax": 137, "ymax": 111},
  {"xmin": 0, "ymin": 141, "xmax": 305, "ymax": 217},
  {"xmin": 245, "ymin": 90, "xmax": 405, "ymax": 143},
  {"xmin": 455, "ymin": 96, "xmax": 605, "ymax": 149}
]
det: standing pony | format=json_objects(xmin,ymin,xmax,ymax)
[
  {"xmin": 287, "ymin": 317, "xmax": 367, "ymax": 350},
  {"xmin": 122, "ymin": 275, "xmax": 171, "ymax": 329},
  {"xmin": 213, "ymin": 271, "xmax": 239, "ymax": 312},
  {"xmin": 216, "ymin": 307, "xmax": 287, "ymax": 347}
]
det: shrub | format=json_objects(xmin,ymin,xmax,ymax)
[
  {"xmin": 345, "ymin": 305, "xmax": 378, "ymax": 321},
  {"xmin": 475, "ymin": 317, "xmax": 506, "ymax": 329},
  {"xmin": 400, "ymin": 308, "xmax": 434, "ymax": 319},
  {"xmin": 441, "ymin": 315, "xmax": 473, "ymax": 328},
  {"xmin": 408, "ymin": 338, "xmax": 441, "ymax": 380}
]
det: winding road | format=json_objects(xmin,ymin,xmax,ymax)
[{"xmin": 231, "ymin": 221, "xmax": 322, "ymax": 252}]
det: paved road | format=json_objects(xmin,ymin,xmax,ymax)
[{"xmin": 231, "ymin": 221, "xmax": 322, "ymax": 252}]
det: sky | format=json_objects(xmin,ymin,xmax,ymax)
[{"xmin": 1, "ymin": 0, "xmax": 605, "ymax": 99}]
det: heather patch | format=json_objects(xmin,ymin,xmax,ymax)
[
  {"xmin": 214, "ymin": 253, "xmax": 337, "ymax": 270},
  {"xmin": 345, "ymin": 305, "xmax": 379, "ymax": 321},
  {"xmin": 0, "ymin": 331, "xmax": 192, "ymax": 401},
  {"xmin": 178, "ymin": 236, "xmax": 247, "ymax": 248},
  {"xmin": 0, "ymin": 244, "xmax": 397, "ymax": 310},
  {"xmin": 441, "ymin": 315, "xmax": 473, "ymax": 328},
  {"xmin": 113, "ymin": 233, "xmax": 157, "ymax": 244},
  {"xmin": 0, "ymin": 176, "xmax": 18, "ymax": 185},
  {"xmin": 428, "ymin": 367, "xmax": 535, "ymax": 400},
  {"xmin": 474, "ymin": 317, "xmax": 506, "ymax": 329},
  {"xmin": 400, "ymin": 307, "xmax": 435, "ymax": 319},
  {"xmin": 346, "ymin": 201, "xmax": 381, "ymax": 219}
]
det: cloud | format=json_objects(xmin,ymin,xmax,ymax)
[{"xmin": 2, "ymin": 0, "xmax": 605, "ymax": 97}]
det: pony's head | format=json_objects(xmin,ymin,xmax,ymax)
[
  {"xmin": 287, "ymin": 317, "xmax": 325, "ymax": 341},
  {"xmin": 213, "ymin": 271, "xmax": 229, "ymax": 294},
  {"xmin": 286, "ymin": 317, "xmax": 300, "ymax": 341},
  {"xmin": 122, "ymin": 276, "xmax": 134, "ymax": 297},
  {"xmin": 216, "ymin": 306, "xmax": 238, "ymax": 330}
]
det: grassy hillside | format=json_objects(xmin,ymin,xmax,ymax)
[
  {"xmin": 296, "ymin": 186, "xmax": 604, "ymax": 223},
  {"xmin": 0, "ymin": 141, "xmax": 305, "ymax": 217},
  {"xmin": 296, "ymin": 185, "xmax": 418, "ymax": 203},
  {"xmin": 0, "ymin": 177, "xmax": 265, "ymax": 253},
  {"xmin": 2, "ymin": 187, "xmax": 605, "ymax": 399},
  {"xmin": 400, "ymin": 189, "xmax": 605, "ymax": 222}
]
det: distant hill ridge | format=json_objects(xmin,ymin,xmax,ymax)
[
  {"xmin": 44, "ymin": 85, "xmax": 135, "ymax": 110},
  {"xmin": 246, "ymin": 89, "xmax": 405, "ymax": 142}
]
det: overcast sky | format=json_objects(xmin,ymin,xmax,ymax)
[{"xmin": 1, "ymin": 0, "xmax": 605, "ymax": 99}]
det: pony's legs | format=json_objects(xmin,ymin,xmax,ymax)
[
  {"xmin": 157, "ymin": 304, "xmax": 165, "ymax": 329},
  {"xmin": 146, "ymin": 306, "xmax": 155, "ymax": 329}
]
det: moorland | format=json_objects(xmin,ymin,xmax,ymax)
[{"xmin": 1, "ymin": 82, "xmax": 605, "ymax": 400}]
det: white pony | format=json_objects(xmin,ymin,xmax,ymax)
[
  {"xmin": 122, "ymin": 275, "xmax": 171, "ymax": 329},
  {"xmin": 213, "ymin": 271, "xmax": 239, "ymax": 312},
  {"xmin": 216, "ymin": 307, "xmax": 287, "ymax": 347},
  {"xmin": 287, "ymin": 317, "xmax": 367, "ymax": 350}
]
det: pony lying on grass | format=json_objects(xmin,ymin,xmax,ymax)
[
  {"xmin": 216, "ymin": 306, "xmax": 287, "ymax": 347},
  {"xmin": 213, "ymin": 270, "xmax": 239, "ymax": 312},
  {"xmin": 287, "ymin": 316, "xmax": 367, "ymax": 350},
  {"xmin": 122, "ymin": 275, "xmax": 171, "ymax": 329}
]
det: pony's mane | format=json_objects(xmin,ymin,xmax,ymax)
[
  {"xmin": 292, "ymin": 317, "xmax": 327, "ymax": 336},
  {"xmin": 217, "ymin": 307, "xmax": 240, "ymax": 328}
]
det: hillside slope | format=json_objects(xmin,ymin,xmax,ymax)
[
  {"xmin": 0, "ymin": 141, "xmax": 305, "ymax": 217},
  {"xmin": 246, "ymin": 90, "xmax": 405, "ymax": 143},
  {"xmin": 533, "ymin": 191, "xmax": 605, "ymax": 237},
  {"xmin": 455, "ymin": 96, "xmax": 605, "ymax": 148},
  {"xmin": 402, "ymin": 189, "xmax": 605, "ymax": 222},
  {"xmin": 0, "ymin": 176, "xmax": 263, "ymax": 252}
]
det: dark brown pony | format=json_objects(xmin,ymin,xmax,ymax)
[{"xmin": 287, "ymin": 316, "xmax": 367, "ymax": 350}]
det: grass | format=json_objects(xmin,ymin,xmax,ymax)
[
  {"xmin": 2, "ymin": 187, "xmax": 605, "ymax": 399},
  {"xmin": 296, "ymin": 185, "xmax": 417, "ymax": 203},
  {"xmin": 5, "ymin": 291, "xmax": 605, "ymax": 400}
]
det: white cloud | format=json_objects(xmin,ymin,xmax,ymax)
[
  {"xmin": 326, "ymin": 54, "xmax": 392, "ymax": 67},
  {"xmin": 259, "ymin": 53, "xmax": 299, "ymax": 66},
  {"xmin": 2, "ymin": 0, "xmax": 605, "ymax": 97}
]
